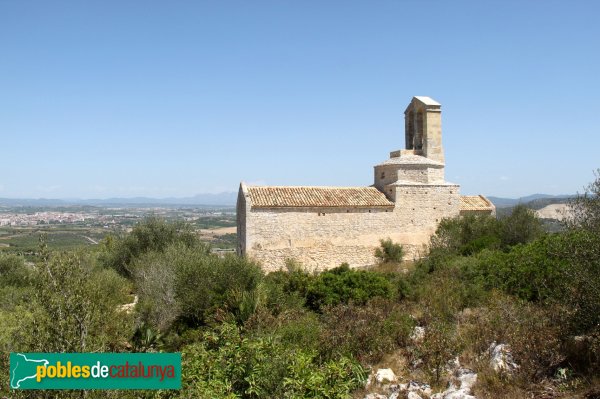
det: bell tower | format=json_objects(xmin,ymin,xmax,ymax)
[{"xmin": 404, "ymin": 96, "xmax": 444, "ymax": 163}]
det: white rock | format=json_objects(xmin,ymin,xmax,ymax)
[
  {"xmin": 363, "ymin": 394, "xmax": 388, "ymax": 399},
  {"xmin": 446, "ymin": 356, "xmax": 460, "ymax": 371},
  {"xmin": 407, "ymin": 380, "xmax": 432, "ymax": 396},
  {"xmin": 408, "ymin": 392, "xmax": 423, "ymax": 399},
  {"xmin": 488, "ymin": 342, "xmax": 519, "ymax": 373},
  {"xmin": 411, "ymin": 326, "xmax": 426, "ymax": 342},
  {"xmin": 443, "ymin": 389, "xmax": 477, "ymax": 399},
  {"xmin": 117, "ymin": 295, "xmax": 138, "ymax": 313},
  {"xmin": 375, "ymin": 368, "xmax": 397, "ymax": 384},
  {"xmin": 456, "ymin": 368, "xmax": 477, "ymax": 391},
  {"xmin": 431, "ymin": 368, "xmax": 478, "ymax": 399}
]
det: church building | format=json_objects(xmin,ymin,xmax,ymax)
[{"xmin": 237, "ymin": 96, "xmax": 495, "ymax": 272}]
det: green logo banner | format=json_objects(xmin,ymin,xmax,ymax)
[{"xmin": 10, "ymin": 353, "xmax": 181, "ymax": 390}]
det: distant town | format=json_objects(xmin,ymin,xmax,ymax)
[{"xmin": 0, "ymin": 205, "xmax": 237, "ymax": 257}]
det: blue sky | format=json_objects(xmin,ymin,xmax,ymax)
[{"xmin": 1, "ymin": 1, "xmax": 599, "ymax": 199}]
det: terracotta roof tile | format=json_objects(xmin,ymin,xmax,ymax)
[
  {"xmin": 247, "ymin": 186, "xmax": 394, "ymax": 208},
  {"xmin": 460, "ymin": 195, "xmax": 494, "ymax": 212}
]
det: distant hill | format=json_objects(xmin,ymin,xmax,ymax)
[
  {"xmin": 488, "ymin": 194, "xmax": 573, "ymax": 208},
  {"xmin": 0, "ymin": 192, "xmax": 577, "ymax": 210},
  {"xmin": 535, "ymin": 203, "xmax": 572, "ymax": 221},
  {"xmin": 0, "ymin": 192, "xmax": 237, "ymax": 207}
]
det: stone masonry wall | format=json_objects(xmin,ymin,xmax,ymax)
[{"xmin": 242, "ymin": 184, "xmax": 460, "ymax": 272}]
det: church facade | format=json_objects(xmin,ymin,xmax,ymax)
[{"xmin": 237, "ymin": 96, "xmax": 495, "ymax": 272}]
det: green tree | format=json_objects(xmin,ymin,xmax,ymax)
[
  {"xmin": 500, "ymin": 204, "xmax": 544, "ymax": 247},
  {"xmin": 568, "ymin": 168, "xmax": 600, "ymax": 233},
  {"xmin": 305, "ymin": 263, "xmax": 394, "ymax": 311},
  {"xmin": 374, "ymin": 238, "xmax": 405, "ymax": 263},
  {"xmin": 429, "ymin": 214, "xmax": 502, "ymax": 261},
  {"xmin": 101, "ymin": 216, "xmax": 202, "ymax": 277},
  {"xmin": 133, "ymin": 243, "xmax": 263, "ymax": 331},
  {"xmin": 19, "ymin": 251, "xmax": 132, "ymax": 353},
  {"xmin": 178, "ymin": 322, "xmax": 366, "ymax": 399}
]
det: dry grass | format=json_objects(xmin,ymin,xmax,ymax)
[{"xmin": 367, "ymin": 260, "xmax": 416, "ymax": 274}]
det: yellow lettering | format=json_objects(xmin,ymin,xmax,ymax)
[
  {"xmin": 72, "ymin": 365, "xmax": 81, "ymax": 378},
  {"xmin": 81, "ymin": 366, "xmax": 90, "ymax": 378},
  {"xmin": 47, "ymin": 365, "xmax": 56, "ymax": 378},
  {"xmin": 57, "ymin": 361, "xmax": 67, "ymax": 378},
  {"xmin": 36, "ymin": 365, "xmax": 46, "ymax": 383}
]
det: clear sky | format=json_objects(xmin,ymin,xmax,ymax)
[{"xmin": 1, "ymin": 1, "xmax": 599, "ymax": 199}]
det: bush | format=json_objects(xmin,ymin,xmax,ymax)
[
  {"xmin": 459, "ymin": 229, "xmax": 600, "ymax": 335},
  {"xmin": 179, "ymin": 322, "xmax": 366, "ymax": 398},
  {"xmin": 428, "ymin": 206, "xmax": 544, "ymax": 264},
  {"xmin": 0, "ymin": 254, "xmax": 33, "ymax": 312},
  {"xmin": 318, "ymin": 299, "xmax": 415, "ymax": 364},
  {"xmin": 499, "ymin": 204, "xmax": 544, "ymax": 247},
  {"xmin": 375, "ymin": 238, "xmax": 405, "ymax": 263},
  {"xmin": 101, "ymin": 216, "xmax": 204, "ymax": 277},
  {"xmin": 283, "ymin": 351, "xmax": 367, "ymax": 399},
  {"xmin": 457, "ymin": 292, "xmax": 564, "ymax": 382},
  {"xmin": 19, "ymin": 251, "xmax": 132, "ymax": 353},
  {"xmin": 419, "ymin": 319, "xmax": 459, "ymax": 384},
  {"xmin": 414, "ymin": 257, "xmax": 489, "ymax": 323},
  {"xmin": 305, "ymin": 263, "xmax": 394, "ymax": 312},
  {"xmin": 133, "ymin": 244, "xmax": 264, "ymax": 331},
  {"xmin": 176, "ymin": 251, "xmax": 264, "ymax": 326},
  {"xmin": 567, "ymin": 168, "xmax": 600, "ymax": 233},
  {"xmin": 0, "ymin": 253, "xmax": 31, "ymax": 287},
  {"xmin": 262, "ymin": 270, "xmax": 309, "ymax": 316},
  {"xmin": 430, "ymin": 214, "xmax": 502, "ymax": 257}
]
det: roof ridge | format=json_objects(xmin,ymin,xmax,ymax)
[
  {"xmin": 246, "ymin": 185, "xmax": 381, "ymax": 189},
  {"xmin": 246, "ymin": 186, "xmax": 394, "ymax": 208}
]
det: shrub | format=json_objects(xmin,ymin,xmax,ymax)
[
  {"xmin": 133, "ymin": 244, "xmax": 264, "ymax": 331},
  {"xmin": 176, "ymin": 251, "xmax": 264, "ymax": 326},
  {"xmin": 283, "ymin": 351, "xmax": 367, "ymax": 399},
  {"xmin": 430, "ymin": 214, "xmax": 502, "ymax": 257},
  {"xmin": 19, "ymin": 251, "xmax": 132, "ymax": 353},
  {"xmin": 428, "ymin": 206, "xmax": 544, "ymax": 264},
  {"xmin": 457, "ymin": 291, "xmax": 564, "ymax": 382},
  {"xmin": 133, "ymin": 248, "xmax": 181, "ymax": 332},
  {"xmin": 414, "ymin": 257, "xmax": 489, "ymax": 323},
  {"xmin": 375, "ymin": 238, "xmax": 405, "ymax": 263},
  {"xmin": 305, "ymin": 264, "xmax": 394, "ymax": 312},
  {"xmin": 0, "ymin": 253, "xmax": 31, "ymax": 287},
  {"xmin": 318, "ymin": 299, "xmax": 415, "ymax": 363},
  {"xmin": 459, "ymin": 229, "xmax": 600, "ymax": 334},
  {"xmin": 101, "ymin": 216, "xmax": 204, "ymax": 277},
  {"xmin": 551, "ymin": 229, "xmax": 600, "ymax": 334},
  {"xmin": 567, "ymin": 168, "xmax": 600, "ymax": 233},
  {"xmin": 265, "ymin": 309, "xmax": 323, "ymax": 352},
  {"xmin": 499, "ymin": 204, "xmax": 544, "ymax": 247},
  {"xmin": 262, "ymin": 270, "xmax": 309, "ymax": 316},
  {"xmin": 0, "ymin": 254, "xmax": 33, "ymax": 312},
  {"xmin": 419, "ymin": 319, "xmax": 459, "ymax": 384},
  {"xmin": 179, "ymin": 322, "xmax": 366, "ymax": 398}
]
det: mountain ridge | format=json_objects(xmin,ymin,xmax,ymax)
[
  {"xmin": 0, "ymin": 192, "xmax": 575, "ymax": 208},
  {"xmin": 0, "ymin": 192, "xmax": 238, "ymax": 207}
]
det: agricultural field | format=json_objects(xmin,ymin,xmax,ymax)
[{"xmin": 0, "ymin": 206, "xmax": 237, "ymax": 258}]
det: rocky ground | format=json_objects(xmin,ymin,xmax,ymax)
[{"xmin": 358, "ymin": 327, "xmax": 574, "ymax": 399}]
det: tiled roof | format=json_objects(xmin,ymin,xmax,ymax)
[
  {"xmin": 460, "ymin": 195, "xmax": 495, "ymax": 212},
  {"xmin": 246, "ymin": 186, "xmax": 394, "ymax": 208}
]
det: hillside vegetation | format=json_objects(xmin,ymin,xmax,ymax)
[{"xmin": 1, "ymin": 171, "xmax": 599, "ymax": 398}]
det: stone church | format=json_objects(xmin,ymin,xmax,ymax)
[{"xmin": 237, "ymin": 96, "xmax": 495, "ymax": 272}]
